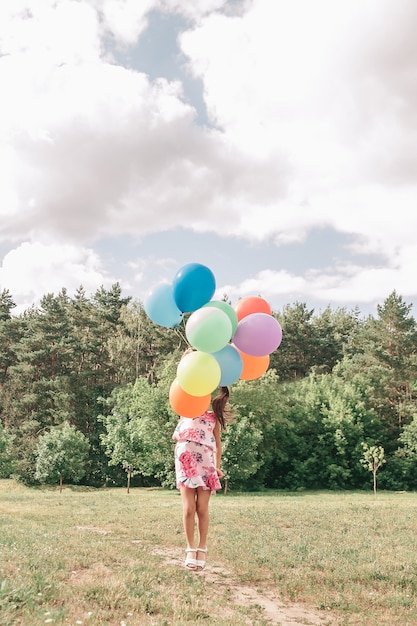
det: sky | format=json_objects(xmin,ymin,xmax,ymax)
[{"xmin": 1, "ymin": 0, "xmax": 417, "ymax": 318}]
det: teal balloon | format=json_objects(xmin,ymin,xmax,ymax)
[
  {"xmin": 212, "ymin": 344, "xmax": 243, "ymax": 386},
  {"xmin": 186, "ymin": 307, "xmax": 232, "ymax": 353},
  {"xmin": 203, "ymin": 301, "xmax": 238, "ymax": 335},
  {"xmin": 144, "ymin": 283, "xmax": 183, "ymax": 328},
  {"xmin": 173, "ymin": 263, "xmax": 216, "ymax": 313}
]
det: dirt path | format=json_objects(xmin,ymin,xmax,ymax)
[{"xmin": 151, "ymin": 546, "xmax": 338, "ymax": 626}]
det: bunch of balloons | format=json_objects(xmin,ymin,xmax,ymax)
[{"xmin": 144, "ymin": 263, "xmax": 283, "ymax": 418}]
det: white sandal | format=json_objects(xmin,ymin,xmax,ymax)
[
  {"xmin": 196, "ymin": 547, "xmax": 207, "ymax": 570},
  {"xmin": 184, "ymin": 548, "xmax": 198, "ymax": 569}
]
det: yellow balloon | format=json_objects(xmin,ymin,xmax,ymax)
[{"xmin": 177, "ymin": 351, "xmax": 221, "ymax": 396}]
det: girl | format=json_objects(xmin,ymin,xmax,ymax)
[{"xmin": 172, "ymin": 386, "xmax": 230, "ymax": 571}]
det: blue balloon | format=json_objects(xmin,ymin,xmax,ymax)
[
  {"xmin": 173, "ymin": 263, "xmax": 216, "ymax": 313},
  {"xmin": 211, "ymin": 344, "xmax": 243, "ymax": 386},
  {"xmin": 144, "ymin": 283, "xmax": 183, "ymax": 328}
]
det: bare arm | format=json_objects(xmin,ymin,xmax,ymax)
[{"xmin": 214, "ymin": 420, "xmax": 224, "ymax": 478}]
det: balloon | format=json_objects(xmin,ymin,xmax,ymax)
[
  {"xmin": 169, "ymin": 379, "xmax": 211, "ymax": 418},
  {"xmin": 203, "ymin": 301, "xmax": 238, "ymax": 335},
  {"xmin": 233, "ymin": 313, "xmax": 282, "ymax": 356},
  {"xmin": 211, "ymin": 344, "xmax": 243, "ymax": 386},
  {"xmin": 186, "ymin": 307, "xmax": 232, "ymax": 353},
  {"xmin": 173, "ymin": 263, "xmax": 216, "ymax": 313},
  {"xmin": 144, "ymin": 283, "xmax": 183, "ymax": 328},
  {"xmin": 234, "ymin": 296, "xmax": 272, "ymax": 321},
  {"xmin": 177, "ymin": 351, "xmax": 221, "ymax": 396},
  {"xmin": 236, "ymin": 348, "xmax": 270, "ymax": 380}
]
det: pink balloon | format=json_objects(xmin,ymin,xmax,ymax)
[{"xmin": 232, "ymin": 313, "xmax": 282, "ymax": 356}]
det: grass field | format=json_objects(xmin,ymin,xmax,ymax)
[{"xmin": 0, "ymin": 480, "xmax": 416, "ymax": 625}]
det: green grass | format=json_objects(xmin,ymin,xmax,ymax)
[{"xmin": 1, "ymin": 481, "xmax": 417, "ymax": 625}]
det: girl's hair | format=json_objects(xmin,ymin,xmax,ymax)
[{"xmin": 212, "ymin": 386, "xmax": 231, "ymax": 430}]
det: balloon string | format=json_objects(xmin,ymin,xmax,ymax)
[{"xmin": 174, "ymin": 326, "xmax": 190, "ymax": 349}]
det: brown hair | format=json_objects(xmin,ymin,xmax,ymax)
[{"xmin": 212, "ymin": 386, "xmax": 230, "ymax": 430}]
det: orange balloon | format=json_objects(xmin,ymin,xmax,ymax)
[
  {"xmin": 236, "ymin": 348, "xmax": 270, "ymax": 380},
  {"xmin": 234, "ymin": 296, "xmax": 272, "ymax": 321},
  {"xmin": 169, "ymin": 379, "xmax": 211, "ymax": 418}
]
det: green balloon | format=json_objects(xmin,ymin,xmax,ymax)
[
  {"xmin": 186, "ymin": 307, "xmax": 233, "ymax": 353},
  {"xmin": 202, "ymin": 301, "xmax": 238, "ymax": 335}
]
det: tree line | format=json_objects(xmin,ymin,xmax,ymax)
[{"xmin": 1, "ymin": 285, "xmax": 417, "ymax": 492}]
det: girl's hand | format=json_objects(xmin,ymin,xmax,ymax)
[{"xmin": 216, "ymin": 467, "xmax": 224, "ymax": 479}]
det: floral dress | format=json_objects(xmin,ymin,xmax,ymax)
[{"xmin": 172, "ymin": 411, "xmax": 222, "ymax": 494}]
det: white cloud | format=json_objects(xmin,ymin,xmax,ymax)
[
  {"xmin": 180, "ymin": 0, "xmax": 417, "ymax": 245},
  {"xmin": 98, "ymin": 0, "xmax": 156, "ymax": 45},
  {"xmin": 1, "ymin": 0, "xmax": 417, "ymax": 313},
  {"xmin": 161, "ymin": 0, "xmax": 230, "ymax": 22},
  {"xmin": 0, "ymin": 0, "xmax": 289, "ymax": 247},
  {"xmin": 0, "ymin": 241, "xmax": 115, "ymax": 314},
  {"xmin": 0, "ymin": 1, "xmax": 101, "ymax": 63},
  {"xmin": 218, "ymin": 258, "xmax": 413, "ymax": 313}
]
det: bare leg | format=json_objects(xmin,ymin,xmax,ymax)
[
  {"xmin": 195, "ymin": 487, "xmax": 211, "ymax": 567},
  {"xmin": 180, "ymin": 486, "xmax": 197, "ymax": 548}
]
